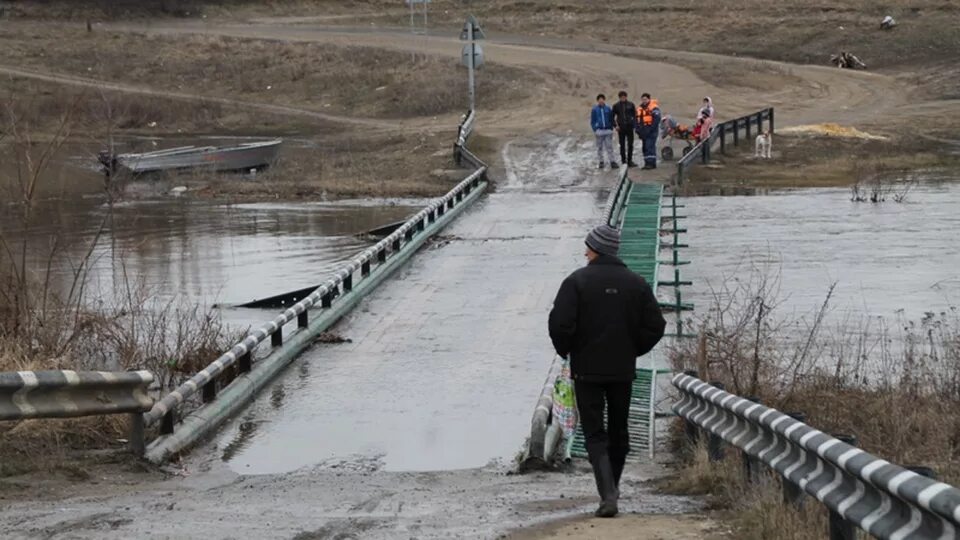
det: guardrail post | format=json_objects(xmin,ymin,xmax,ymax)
[
  {"xmin": 682, "ymin": 370, "xmax": 700, "ymax": 447},
  {"xmin": 404, "ymin": 228, "xmax": 414, "ymax": 241},
  {"xmin": 701, "ymin": 140, "xmax": 708, "ymax": 164},
  {"xmin": 719, "ymin": 125, "xmax": 726, "ymax": 154},
  {"xmin": 707, "ymin": 381, "xmax": 725, "ymax": 461},
  {"xmin": 377, "ymin": 249, "xmax": 386, "ymax": 263},
  {"xmin": 161, "ymin": 409, "xmax": 176, "ymax": 435},
  {"xmin": 733, "ymin": 119, "xmax": 740, "ymax": 146},
  {"xmin": 742, "ymin": 396, "xmax": 762, "ymax": 484},
  {"xmin": 129, "ymin": 413, "xmax": 145, "ymax": 456},
  {"xmin": 768, "ymin": 108, "xmax": 775, "ymax": 134},
  {"xmin": 782, "ymin": 411, "xmax": 807, "ymax": 507},
  {"xmin": 202, "ymin": 380, "xmax": 216, "ymax": 403},
  {"xmin": 321, "ymin": 290, "xmax": 333, "ymax": 308},
  {"xmin": 427, "ymin": 209, "xmax": 436, "ymax": 224},
  {"xmin": 828, "ymin": 434, "xmax": 858, "ymax": 540},
  {"xmin": 343, "ymin": 274, "xmax": 353, "ymax": 292},
  {"xmin": 756, "ymin": 112, "xmax": 763, "ymax": 135},
  {"xmin": 696, "ymin": 333, "xmax": 708, "ymax": 381},
  {"xmin": 361, "ymin": 260, "xmax": 371, "ymax": 276},
  {"xmin": 271, "ymin": 328, "xmax": 283, "ymax": 347},
  {"xmin": 745, "ymin": 116, "xmax": 752, "ymax": 141},
  {"xmin": 239, "ymin": 351, "xmax": 252, "ymax": 373},
  {"xmin": 392, "ymin": 238, "xmax": 402, "ymax": 252},
  {"xmin": 907, "ymin": 465, "xmax": 937, "ymax": 479},
  {"xmin": 298, "ymin": 310, "xmax": 309, "ymax": 328}
]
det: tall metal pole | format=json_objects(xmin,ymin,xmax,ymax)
[{"xmin": 467, "ymin": 22, "xmax": 476, "ymax": 111}]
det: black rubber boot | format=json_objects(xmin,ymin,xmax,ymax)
[
  {"xmin": 591, "ymin": 455, "xmax": 619, "ymax": 518},
  {"xmin": 610, "ymin": 451, "xmax": 627, "ymax": 498},
  {"xmin": 610, "ymin": 162, "xmax": 619, "ymax": 169}
]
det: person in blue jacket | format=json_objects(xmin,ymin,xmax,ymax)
[
  {"xmin": 635, "ymin": 93, "xmax": 662, "ymax": 170},
  {"xmin": 590, "ymin": 94, "xmax": 619, "ymax": 170}
]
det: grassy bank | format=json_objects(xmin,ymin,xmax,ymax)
[
  {"xmin": 682, "ymin": 131, "xmax": 960, "ymax": 191},
  {"xmin": 1, "ymin": 25, "xmax": 544, "ymax": 120},
  {"xmin": 662, "ymin": 264, "xmax": 960, "ymax": 539}
]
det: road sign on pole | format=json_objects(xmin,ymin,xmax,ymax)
[
  {"xmin": 459, "ymin": 15, "xmax": 485, "ymax": 111},
  {"xmin": 406, "ymin": 0, "xmax": 430, "ymax": 35},
  {"xmin": 461, "ymin": 43, "xmax": 484, "ymax": 69}
]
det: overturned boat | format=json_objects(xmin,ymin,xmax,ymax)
[{"xmin": 99, "ymin": 139, "xmax": 282, "ymax": 176}]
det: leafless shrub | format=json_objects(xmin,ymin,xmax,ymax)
[
  {"xmin": 0, "ymin": 94, "xmax": 237, "ymax": 457},
  {"xmin": 666, "ymin": 261, "xmax": 960, "ymax": 537}
]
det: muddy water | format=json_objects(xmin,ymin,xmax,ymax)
[
  {"xmin": 210, "ymin": 136, "xmax": 610, "ymax": 474},
  {"xmin": 2, "ymin": 184, "xmax": 418, "ymax": 331},
  {"xmin": 2, "ymin": 139, "xmax": 420, "ymax": 331},
  {"xmin": 682, "ymin": 177, "xmax": 960, "ymax": 332}
]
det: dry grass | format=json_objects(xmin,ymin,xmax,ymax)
[
  {"xmin": 663, "ymin": 262, "xmax": 960, "ymax": 538},
  {"xmin": 1, "ymin": 26, "xmax": 544, "ymax": 120},
  {"xmin": 0, "ymin": 108, "xmax": 242, "ymax": 468},
  {"xmin": 684, "ymin": 133, "xmax": 960, "ymax": 190}
]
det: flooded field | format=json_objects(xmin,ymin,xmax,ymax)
[
  {"xmin": 2, "ymin": 188, "xmax": 419, "ymax": 331},
  {"xmin": 682, "ymin": 177, "xmax": 960, "ymax": 333}
]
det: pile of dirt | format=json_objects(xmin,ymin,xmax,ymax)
[{"xmin": 778, "ymin": 123, "xmax": 889, "ymax": 140}]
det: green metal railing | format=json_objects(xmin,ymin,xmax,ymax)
[{"xmin": 570, "ymin": 182, "xmax": 666, "ymax": 460}]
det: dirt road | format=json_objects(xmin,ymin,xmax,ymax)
[
  {"xmin": 104, "ymin": 20, "xmax": 919, "ymax": 133},
  {"xmin": 0, "ymin": 457, "xmax": 708, "ymax": 539}
]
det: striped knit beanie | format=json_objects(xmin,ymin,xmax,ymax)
[{"xmin": 585, "ymin": 224, "xmax": 620, "ymax": 257}]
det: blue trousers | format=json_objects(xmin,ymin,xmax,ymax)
[{"xmin": 641, "ymin": 133, "xmax": 658, "ymax": 167}]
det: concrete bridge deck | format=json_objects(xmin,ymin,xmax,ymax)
[{"xmin": 209, "ymin": 137, "xmax": 669, "ymax": 473}]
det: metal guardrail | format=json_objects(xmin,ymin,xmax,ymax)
[
  {"xmin": 676, "ymin": 107, "xmax": 774, "ymax": 182},
  {"xmin": 673, "ymin": 373, "xmax": 960, "ymax": 539},
  {"xmin": 1, "ymin": 370, "xmax": 154, "ymax": 452},
  {"xmin": 454, "ymin": 109, "xmax": 476, "ymax": 166},
  {"xmin": 603, "ymin": 166, "xmax": 631, "ymax": 228},
  {"xmin": 141, "ymin": 108, "xmax": 487, "ymax": 459}
]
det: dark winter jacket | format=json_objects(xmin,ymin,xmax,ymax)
[
  {"xmin": 548, "ymin": 254, "xmax": 666, "ymax": 382},
  {"xmin": 611, "ymin": 100, "xmax": 637, "ymax": 130}
]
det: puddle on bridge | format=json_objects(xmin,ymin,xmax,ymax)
[{"xmin": 682, "ymin": 175, "xmax": 959, "ymax": 336}]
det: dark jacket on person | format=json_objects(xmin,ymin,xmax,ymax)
[
  {"xmin": 548, "ymin": 254, "xmax": 666, "ymax": 382},
  {"xmin": 611, "ymin": 100, "xmax": 637, "ymax": 131}
]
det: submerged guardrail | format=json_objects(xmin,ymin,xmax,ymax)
[
  {"xmin": 140, "ymin": 109, "xmax": 488, "ymax": 462},
  {"xmin": 674, "ymin": 373, "xmax": 960, "ymax": 539},
  {"xmin": 676, "ymin": 107, "xmax": 774, "ymax": 182}
]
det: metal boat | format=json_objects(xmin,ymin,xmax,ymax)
[{"xmin": 99, "ymin": 139, "xmax": 282, "ymax": 175}]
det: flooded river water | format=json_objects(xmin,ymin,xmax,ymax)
[
  {"xmin": 683, "ymin": 177, "xmax": 960, "ymax": 328},
  {"xmin": 2, "ymin": 193, "xmax": 419, "ymax": 330}
]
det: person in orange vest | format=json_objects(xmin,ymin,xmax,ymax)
[{"xmin": 635, "ymin": 93, "xmax": 662, "ymax": 170}]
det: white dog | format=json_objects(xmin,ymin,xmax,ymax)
[{"xmin": 755, "ymin": 131, "xmax": 772, "ymax": 159}]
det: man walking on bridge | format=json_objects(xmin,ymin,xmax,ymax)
[{"xmin": 548, "ymin": 225, "xmax": 667, "ymax": 518}]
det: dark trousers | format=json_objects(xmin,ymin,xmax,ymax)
[
  {"xmin": 641, "ymin": 133, "xmax": 658, "ymax": 167},
  {"xmin": 575, "ymin": 379, "xmax": 632, "ymax": 476},
  {"xmin": 617, "ymin": 129, "xmax": 634, "ymax": 164}
]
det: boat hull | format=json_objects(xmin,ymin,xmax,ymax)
[{"xmin": 105, "ymin": 139, "xmax": 282, "ymax": 175}]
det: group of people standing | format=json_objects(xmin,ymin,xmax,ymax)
[{"xmin": 590, "ymin": 91, "xmax": 661, "ymax": 170}]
